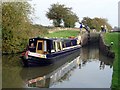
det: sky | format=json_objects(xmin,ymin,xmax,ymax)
[{"xmin": 28, "ymin": 0, "xmax": 119, "ymax": 28}]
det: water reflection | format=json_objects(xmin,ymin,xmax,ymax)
[
  {"xmin": 26, "ymin": 56, "xmax": 80, "ymax": 88},
  {"xmin": 2, "ymin": 55, "xmax": 24, "ymax": 88},
  {"xmin": 79, "ymin": 45, "xmax": 113, "ymax": 70},
  {"xmin": 2, "ymin": 44, "xmax": 114, "ymax": 88},
  {"xmin": 80, "ymin": 45, "xmax": 99, "ymax": 67},
  {"xmin": 99, "ymin": 52, "xmax": 113, "ymax": 70}
]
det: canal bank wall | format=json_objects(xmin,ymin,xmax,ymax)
[
  {"xmin": 99, "ymin": 34, "xmax": 115, "ymax": 58},
  {"xmin": 81, "ymin": 33, "xmax": 115, "ymax": 58}
]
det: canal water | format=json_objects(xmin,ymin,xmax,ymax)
[{"xmin": 2, "ymin": 44, "xmax": 114, "ymax": 88}]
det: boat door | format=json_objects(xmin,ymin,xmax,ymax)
[{"xmin": 36, "ymin": 40, "xmax": 44, "ymax": 54}]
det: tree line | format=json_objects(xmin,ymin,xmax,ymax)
[
  {"xmin": 2, "ymin": 2, "xmax": 112, "ymax": 54},
  {"xmin": 2, "ymin": 2, "xmax": 47, "ymax": 54},
  {"xmin": 81, "ymin": 17, "xmax": 112, "ymax": 31},
  {"xmin": 46, "ymin": 3, "xmax": 112, "ymax": 31},
  {"xmin": 46, "ymin": 3, "xmax": 78, "ymax": 27}
]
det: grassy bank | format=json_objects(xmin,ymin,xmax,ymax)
[
  {"xmin": 103, "ymin": 32, "xmax": 120, "ymax": 89},
  {"xmin": 45, "ymin": 30, "xmax": 79, "ymax": 38}
]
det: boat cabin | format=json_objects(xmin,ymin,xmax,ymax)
[{"xmin": 27, "ymin": 37, "xmax": 78, "ymax": 54}]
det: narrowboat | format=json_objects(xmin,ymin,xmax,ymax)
[{"xmin": 20, "ymin": 37, "xmax": 81, "ymax": 67}]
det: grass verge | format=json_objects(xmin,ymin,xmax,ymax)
[
  {"xmin": 45, "ymin": 30, "xmax": 79, "ymax": 38},
  {"xmin": 103, "ymin": 32, "xmax": 120, "ymax": 89}
]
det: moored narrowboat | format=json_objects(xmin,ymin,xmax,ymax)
[{"xmin": 20, "ymin": 37, "xmax": 81, "ymax": 67}]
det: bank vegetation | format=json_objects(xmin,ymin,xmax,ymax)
[
  {"xmin": 103, "ymin": 32, "xmax": 120, "ymax": 90},
  {"xmin": 2, "ymin": 2, "xmax": 48, "ymax": 54}
]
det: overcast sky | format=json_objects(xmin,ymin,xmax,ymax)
[{"xmin": 29, "ymin": 0, "xmax": 119, "ymax": 28}]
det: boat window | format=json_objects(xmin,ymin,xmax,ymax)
[
  {"xmin": 52, "ymin": 41, "xmax": 55, "ymax": 50},
  {"xmin": 30, "ymin": 43, "xmax": 34, "ymax": 48},
  {"xmin": 28, "ymin": 43, "xmax": 35, "ymax": 52},
  {"xmin": 53, "ymin": 42, "xmax": 55, "ymax": 49},
  {"xmin": 57, "ymin": 42, "xmax": 61, "ymax": 50},
  {"xmin": 37, "ymin": 42, "xmax": 42, "ymax": 50},
  {"xmin": 63, "ymin": 43, "xmax": 66, "ymax": 48},
  {"xmin": 44, "ymin": 41, "xmax": 47, "ymax": 52}
]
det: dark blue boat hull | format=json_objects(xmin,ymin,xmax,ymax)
[{"xmin": 21, "ymin": 46, "xmax": 81, "ymax": 67}]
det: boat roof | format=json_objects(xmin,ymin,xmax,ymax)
[{"xmin": 29, "ymin": 37, "xmax": 77, "ymax": 42}]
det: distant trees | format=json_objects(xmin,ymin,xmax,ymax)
[
  {"xmin": 46, "ymin": 3, "xmax": 112, "ymax": 29},
  {"xmin": 81, "ymin": 17, "xmax": 112, "ymax": 31},
  {"xmin": 46, "ymin": 3, "xmax": 79, "ymax": 27},
  {"xmin": 63, "ymin": 13, "xmax": 78, "ymax": 28}
]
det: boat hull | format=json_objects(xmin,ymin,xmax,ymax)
[{"xmin": 21, "ymin": 46, "xmax": 81, "ymax": 67}]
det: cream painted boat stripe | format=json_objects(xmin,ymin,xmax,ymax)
[
  {"xmin": 63, "ymin": 45, "xmax": 81, "ymax": 50},
  {"xmin": 28, "ymin": 52, "xmax": 46, "ymax": 58}
]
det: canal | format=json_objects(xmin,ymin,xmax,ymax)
[{"xmin": 2, "ymin": 43, "xmax": 114, "ymax": 88}]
